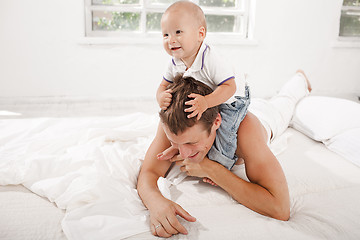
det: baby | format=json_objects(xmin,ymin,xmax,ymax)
[{"xmin": 157, "ymin": 0, "xmax": 250, "ymax": 171}]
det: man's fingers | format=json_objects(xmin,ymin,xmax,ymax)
[
  {"xmin": 175, "ymin": 204, "xmax": 196, "ymax": 223},
  {"xmin": 150, "ymin": 223, "xmax": 156, "ymax": 235},
  {"xmin": 167, "ymin": 214, "xmax": 188, "ymax": 235},
  {"xmin": 161, "ymin": 217, "xmax": 179, "ymax": 235},
  {"xmin": 155, "ymin": 225, "xmax": 172, "ymax": 238}
]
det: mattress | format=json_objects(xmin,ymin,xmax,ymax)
[{"xmin": 0, "ymin": 113, "xmax": 359, "ymax": 240}]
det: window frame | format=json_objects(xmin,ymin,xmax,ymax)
[
  {"xmin": 82, "ymin": 0, "xmax": 257, "ymax": 45},
  {"xmin": 338, "ymin": 2, "xmax": 360, "ymax": 42}
]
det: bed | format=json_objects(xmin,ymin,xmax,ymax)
[{"xmin": 0, "ymin": 96, "xmax": 360, "ymax": 240}]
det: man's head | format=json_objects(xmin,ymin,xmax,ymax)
[
  {"xmin": 159, "ymin": 76, "xmax": 219, "ymax": 135},
  {"xmin": 159, "ymin": 76, "xmax": 221, "ymax": 162},
  {"xmin": 161, "ymin": 1, "xmax": 207, "ymax": 60}
]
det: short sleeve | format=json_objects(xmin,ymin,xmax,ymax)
[
  {"xmin": 163, "ymin": 60, "xmax": 175, "ymax": 83},
  {"xmin": 205, "ymin": 48, "xmax": 235, "ymax": 86}
]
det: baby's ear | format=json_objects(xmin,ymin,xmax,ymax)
[{"xmin": 199, "ymin": 26, "xmax": 206, "ymax": 40}]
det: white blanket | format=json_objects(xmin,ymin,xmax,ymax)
[
  {"xmin": 1, "ymin": 113, "xmax": 360, "ymax": 240},
  {"xmin": 0, "ymin": 113, "xmax": 158, "ymax": 239}
]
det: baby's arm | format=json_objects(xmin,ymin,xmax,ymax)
[
  {"xmin": 185, "ymin": 77, "xmax": 236, "ymax": 120},
  {"xmin": 157, "ymin": 145, "xmax": 179, "ymax": 161},
  {"xmin": 156, "ymin": 79, "xmax": 172, "ymax": 110}
]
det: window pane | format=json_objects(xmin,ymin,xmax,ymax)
[
  {"xmin": 200, "ymin": 0, "xmax": 236, "ymax": 8},
  {"xmin": 339, "ymin": 10, "xmax": 360, "ymax": 37},
  {"xmin": 206, "ymin": 15, "xmax": 235, "ymax": 32},
  {"xmin": 147, "ymin": 0, "xmax": 177, "ymax": 5},
  {"xmin": 146, "ymin": 12, "xmax": 163, "ymax": 32},
  {"xmin": 343, "ymin": 0, "xmax": 360, "ymax": 7},
  {"xmin": 92, "ymin": 11, "xmax": 140, "ymax": 31},
  {"xmin": 92, "ymin": 0, "xmax": 140, "ymax": 5}
]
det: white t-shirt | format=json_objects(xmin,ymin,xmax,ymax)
[{"xmin": 163, "ymin": 42, "xmax": 237, "ymax": 104}]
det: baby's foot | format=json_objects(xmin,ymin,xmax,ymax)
[
  {"xmin": 203, "ymin": 177, "xmax": 218, "ymax": 186},
  {"xmin": 296, "ymin": 69, "xmax": 312, "ymax": 92}
]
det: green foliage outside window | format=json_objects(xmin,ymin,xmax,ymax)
[
  {"xmin": 95, "ymin": 12, "xmax": 140, "ymax": 31},
  {"xmin": 92, "ymin": 0, "xmax": 239, "ymax": 33},
  {"xmin": 93, "ymin": 0, "xmax": 139, "ymax": 5},
  {"xmin": 200, "ymin": 0, "xmax": 235, "ymax": 7},
  {"xmin": 343, "ymin": 0, "xmax": 360, "ymax": 6},
  {"xmin": 340, "ymin": 0, "xmax": 360, "ymax": 37}
]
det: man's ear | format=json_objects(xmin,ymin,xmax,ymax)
[
  {"xmin": 213, "ymin": 113, "xmax": 222, "ymax": 131},
  {"xmin": 199, "ymin": 26, "xmax": 206, "ymax": 40}
]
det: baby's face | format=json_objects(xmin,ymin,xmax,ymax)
[{"xmin": 161, "ymin": 10, "xmax": 205, "ymax": 64}]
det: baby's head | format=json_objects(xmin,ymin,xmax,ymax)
[
  {"xmin": 163, "ymin": 1, "xmax": 206, "ymax": 32},
  {"xmin": 161, "ymin": 1, "xmax": 207, "ymax": 60}
]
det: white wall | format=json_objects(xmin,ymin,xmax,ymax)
[{"xmin": 0, "ymin": 0, "xmax": 359, "ymax": 101}]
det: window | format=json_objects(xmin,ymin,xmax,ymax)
[
  {"xmin": 339, "ymin": 0, "xmax": 360, "ymax": 39},
  {"xmin": 84, "ymin": 0, "xmax": 253, "ymax": 40}
]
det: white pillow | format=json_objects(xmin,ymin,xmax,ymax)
[
  {"xmin": 324, "ymin": 128, "xmax": 360, "ymax": 167},
  {"xmin": 290, "ymin": 96, "xmax": 360, "ymax": 141}
]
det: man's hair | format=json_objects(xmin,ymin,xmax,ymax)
[{"xmin": 159, "ymin": 76, "xmax": 219, "ymax": 135}]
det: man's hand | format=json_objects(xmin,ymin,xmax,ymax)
[
  {"xmin": 184, "ymin": 93, "xmax": 208, "ymax": 120},
  {"xmin": 170, "ymin": 155, "xmax": 210, "ymax": 179},
  {"xmin": 171, "ymin": 155, "xmax": 218, "ymax": 186},
  {"xmin": 149, "ymin": 197, "xmax": 196, "ymax": 237},
  {"xmin": 158, "ymin": 89, "xmax": 173, "ymax": 110}
]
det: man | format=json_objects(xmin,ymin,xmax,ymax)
[{"xmin": 137, "ymin": 71, "xmax": 311, "ymax": 238}]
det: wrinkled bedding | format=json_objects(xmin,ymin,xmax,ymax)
[{"xmin": 0, "ymin": 113, "xmax": 360, "ymax": 240}]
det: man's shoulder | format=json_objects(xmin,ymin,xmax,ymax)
[
  {"xmin": 238, "ymin": 113, "xmax": 266, "ymax": 143},
  {"xmin": 236, "ymin": 113, "xmax": 271, "ymax": 164}
]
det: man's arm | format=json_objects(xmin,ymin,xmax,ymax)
[
  {"xmin": 176, "ymin": 113, "xmax": 290, "ymax": 220},
  {"xmin": 235, "ymin": 113, "xmax": 290, "ymax": 220},
  {"xmin": 137, "ymin": 123, "xmax": 196, "ymax": 237}
]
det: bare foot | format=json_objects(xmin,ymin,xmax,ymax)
[
  {"xmin": 203, "ymin": 177, "xmax": 218, "ymax": 186},
  {"xmin": 296, "ymin": 69, "xmax": 312, "ymax": 92}
]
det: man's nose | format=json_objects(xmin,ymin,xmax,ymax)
[{"xmin": 178, "ymin": 145, "xmax": 191, "ymax": 159}]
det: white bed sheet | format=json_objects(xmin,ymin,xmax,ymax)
[
  {"xmin": 0, "ymin": 113, "xmax": 360, "ymax": 240},
  {"xmin": 0, "ymin": 185, "xmax": 66, "ymax": 240}
]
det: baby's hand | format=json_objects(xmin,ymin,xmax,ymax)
[
  {"xmin": 157, "ymin": 145, "xmax": 179, "ymax": 161},
  {"xmin": 158, "ymin": 89, "xmax": 173, "ymax": 110},
  {"xmin": 203, "ymin": 177, "xmax": 218, "ymax": 186},
  {"xmin": 184, "ymin": 93, "xmax": 208, "ymax": 120}
]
